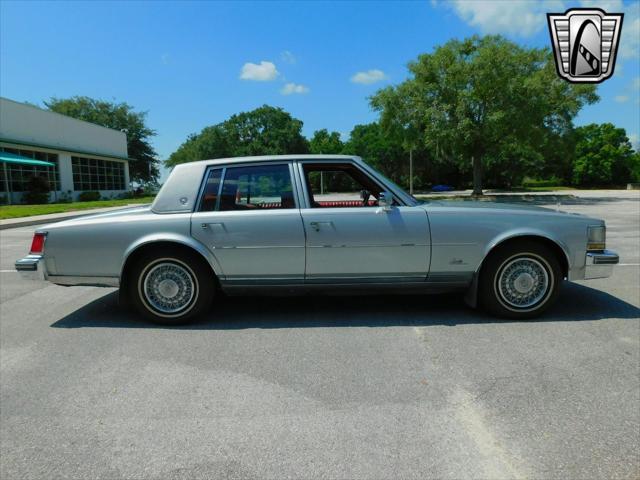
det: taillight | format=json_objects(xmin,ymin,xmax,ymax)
[{"xmin": 30, "ymin": 232, "xmax": 46, "ymax": 254}]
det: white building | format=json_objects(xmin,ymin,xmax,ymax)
[{"xmin": 0, "ymin": 97, "xmax": 131, "ymax": 203}]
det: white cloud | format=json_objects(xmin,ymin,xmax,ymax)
[
  {"xmin": 434, "ymin": 0, "xmax": 639, "ymax": 58},
  {"xmin": 350, "ymin": 69, "xmax": 388, "ymax": 85},
  {"xmin": 280, "ymin": 82, "xmax": 309, "ymax": 95},
  {"xmin": 614, "ymin": 95, "xmax": 629, "ymax": 102},
  {"xmin": 239, "ymin": 61, "xmax": 279, "ymax": 81},
  {"xmin": 434, "ymin": 0, "xmax": 564, "ymax": 38},
  {"xmin": 581, "ymin": 0, "xmax": 639, "ymax": 60},
  {"xmin": 281, "ymin": 50, "xmax": 296, "ymax": 64},
  {"xmin": 620, "ymin": 15, "xmax": 640, "ymax": 59},
  {"xmin": 628, "ymin": 133, "xmax": 639, "ymax": 150}
]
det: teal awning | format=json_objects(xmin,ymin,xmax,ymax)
[{"xmin": 0, "ymin": 151, "xmax": 55, "ymax": 167}]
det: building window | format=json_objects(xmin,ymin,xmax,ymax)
[
  {"xmin": 72, "ymin": 156, "xmax": 126, "ymax": 191},
  {"xmin": 0, "ymin": 147, "xmax": 60, "ymax": 192}
]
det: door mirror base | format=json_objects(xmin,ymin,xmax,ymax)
[{"xmin": 378, "ymin": 191, "xmax": 393, "ymax": 211}]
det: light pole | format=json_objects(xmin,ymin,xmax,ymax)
[{"xmin": 409, "ymin": 148, "xmax": 414, "ymax": 195}]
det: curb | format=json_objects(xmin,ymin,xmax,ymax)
[{"xmin": 0, "ymin": 206, "xmax": 139, "ymax": 230}]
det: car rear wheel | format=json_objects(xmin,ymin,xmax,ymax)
[
  {"xmin": 479, "ymin": 240, "xmax": 562, "ymax": 319},
  {"xmin": 128, "ymin": 249, "xmax": 214, "ymax": 325}
]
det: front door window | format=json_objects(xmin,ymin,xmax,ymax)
[{"xmin": 302, "ymin": 163, "xmax": 391, "ymax": 208}]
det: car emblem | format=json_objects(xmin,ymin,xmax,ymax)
[{"xmin": 547, "ymin": 8, "xmax": 623, "ymax": 84}]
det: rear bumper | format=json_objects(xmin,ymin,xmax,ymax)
[
  {"xmin": 15, "ymin": 255, "xmax": 118, "ymax": 287},
  {"xmin": 584, "ymin": 250, "xmax": 619, "ymax": 280}
]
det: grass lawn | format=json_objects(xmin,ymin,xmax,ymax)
[
  {"xmin": 522, "ymin": 186, "xmax": 576, "ymax": 192},
  {"xmin": 0, "ymin": 196, "xmax": 155, "ymax": 220}
]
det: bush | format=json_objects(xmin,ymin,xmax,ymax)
[
  {"xmin": 78, "ymin": 191, "xmax": 101, "ymax": 202},
  {"xmin": 117, "ymin": 191, "xmax": 135, "ymax": 199},
  {"xmin": 55, "ymin": 191, "xmax": 73, "ymax": 204},
  {"xmin": 22, "ymin": 176, "xmax": 50, "ymax": 204},
  {"xmin": 522, "ymin": 176, "xmax": 563, "ymax": 188}
]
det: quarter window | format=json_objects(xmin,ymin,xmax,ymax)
[
  {"xmin": 218, "ymin": 164, "xmax": 295, "ymax": 211},
  {"xmin": 198, "ymin": 168, "xmax": 223, "ymax": 212}
]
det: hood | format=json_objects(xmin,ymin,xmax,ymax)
[{"xmin": 422, "ymin": 199, "xmax": 587, "ymax": 217}]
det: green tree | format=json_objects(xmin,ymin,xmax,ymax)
[
  {"xmin": 371, "ymin": 35, "xmax": 598, "ymax": 194},
  {"xmin": 309, "ymin": 129, "xmax": 344, "ymax": 154},
  {"xmin": 167, "ymin": 105, "xmax": 309, "ymax": 166},
  {"xmin": 343, "ymin": 123, "xmax": 407, "ymax": 183},
  {"xmin": 572, "ymin": 123, "xmax": 637, "ymax": 186},
  {"xmin": 45, "ymin": 96, "xmax": 159, "ymax": 183}
]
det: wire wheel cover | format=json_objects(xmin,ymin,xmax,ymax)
[
  {"xmin": 497, "ymin": 256, "xmax": 550, "ymax": 309},
  {"xmin": 142, "ymin": 261, "xmax": 196, "ymax": 314}
]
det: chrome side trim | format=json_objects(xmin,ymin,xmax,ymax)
[
  {"xmin": 48, "ymin": 275, "xmax": 120, "ymax": 287},
  {"xmin": 222, "ymin": 281, "xmax": 467, "ymax": 296}
]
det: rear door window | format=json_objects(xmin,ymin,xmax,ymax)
[{"xmin": 219, "ymin": 164, "xmax": 296, "ymax": 211}]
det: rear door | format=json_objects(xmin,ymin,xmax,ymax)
[{"xmin": 191, "ymin": 162, "xmax": 306, "ymax": 284}]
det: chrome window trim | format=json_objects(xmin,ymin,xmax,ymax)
[
  {"xmin": 295, "ymin": 158, "xmax": 408, "ymax": 208},
  {"xmin": 195, "ymin": 161, "xmax": 299, "ymax": 213},
  {"xmin": 195, "ymin": 166, "xmax": 224, "ymax": 213}
]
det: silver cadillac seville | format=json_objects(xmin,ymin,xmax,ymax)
[{"xmin": 16, "ymin": 155, "xmax": 619, "ymax": 324}]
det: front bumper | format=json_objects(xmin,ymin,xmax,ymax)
[
  {"xmin": 15, "ymin": 254, "xmax": 46, "ymax": 281},
  {"xmin": 584, "ymin": 250, "xmax": 619, "ymax": 280}
]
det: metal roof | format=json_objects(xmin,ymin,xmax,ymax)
[{"xmin": 0, "ymin": 137, "xmax": 131, "ymax": 162}]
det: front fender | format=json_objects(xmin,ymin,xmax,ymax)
[
  {"xmin": 464, "ymin": 228, "xmax": 572, "ymax": 309},
  {"xmin": 481, "ymin": 228, "xmax": 572, "ymax": 274}
]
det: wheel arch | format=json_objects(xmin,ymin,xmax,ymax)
[
  {"xmin": 464, "ymin": 232, "xmax": 570, "ymax": 308},
  {"xmin": 118, "ymin": 235, "xmax": 222, "ymax": 307}
]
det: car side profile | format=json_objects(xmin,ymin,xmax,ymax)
[{"xmin": 16, "ymin": 155, "xmax": 619, "ymax": 324}]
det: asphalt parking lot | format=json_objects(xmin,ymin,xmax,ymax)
[{"xmin": 1, "ymin": 192, "xmax": 639, "ymax": 479}]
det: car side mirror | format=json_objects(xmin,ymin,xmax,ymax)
[{"xmin": 378, "ymin": 191, "xmax": 393, "ymax": 211}]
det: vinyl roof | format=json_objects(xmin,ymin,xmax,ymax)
[{"xmin": 184, "ymin": 154, "xmax": 360, "ymax": 167}]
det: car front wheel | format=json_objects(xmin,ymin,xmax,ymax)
[
  {"xmin": 128, "ymin": 249, "xmax": 214, "ymax": 325},
  {"xmin": 479, "ymin": 240, "xmax": 562, "ymax": 319}
]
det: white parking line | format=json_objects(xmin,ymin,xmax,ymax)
[{"xmin": 0, "ymin": 269, "xmax": 17, "ymax": 273}]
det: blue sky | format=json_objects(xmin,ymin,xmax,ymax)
[{"xmin": 1, "ymin": 0, "xmax": 639, "ymax": 180}]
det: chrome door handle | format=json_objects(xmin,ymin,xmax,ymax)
[
  {"xmin": 201, "ymin": 222, "xmax": 225, "ymax": 231},
  {"xmin": 309, "ymin": 221, "xmax": 333, "ymax": 231}
]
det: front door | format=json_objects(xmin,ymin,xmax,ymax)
[
  {"xmin": 298, "ymin": 162, "xmax": 430, "ymax": 282},
  {"xmin": 191, "ymin": 163, "xmax": 306, "ymax": 284}
]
